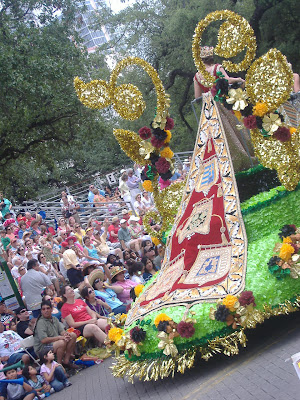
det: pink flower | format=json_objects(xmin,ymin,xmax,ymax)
[
  {"xmin": 273, "ymin": 127, "xmax": 291, "ymax": 142},
  {"xmin": 139, "ymin": 126, "xmax": 152, "ymax": 140},
  {"xmin": 155, "ymin": 157, "xmax": 170, "ymax": 174},
  {"xmin": 238, "ymin": 291, "xmax": 256, "ymax": 307},
  {"xmin": 165, "ymin": 117, "xmax": 174, "ymax": 130},
  {"xmin": 243, "ymin": 115, "xmax": 257, "ymax": 129},
  {"xmin": 151, "ymin": 136, "xmax": 165, "ymax": 148},
  {"xmin": 177, "ymin": 321, "xmax": 195, "ymax": 338}
]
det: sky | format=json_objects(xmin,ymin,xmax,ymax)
[{"xmin": 108, "ymin": 0, "xmax": 135, "ymax": 13}]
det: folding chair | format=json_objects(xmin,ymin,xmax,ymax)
[{"xmin": 19, "ymin": 336, "xmax": 40, "ymax": 366}]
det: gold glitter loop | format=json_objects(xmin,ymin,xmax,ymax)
[
  {"xmin": 246, "ymin": 49, "xmax": 294, "ymax": 112},
  {"xmin": 113, "ymin": 129, "xmax": 148, "ymax": 166},
  {"xmin": 192, "ymin": 10, "xmax": 256, "ymax": 87},
  {"xmin": 109, "ymin": 56, "xmax": 169, "ymax": 121}
]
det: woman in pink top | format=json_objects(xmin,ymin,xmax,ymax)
[
  {"xmin": 110, "ymin": 266, "xmax": 137, "ymax": 304},
  {"xmin": 60, "ymin": 285, "xmax": 107, "ymax": 345}
]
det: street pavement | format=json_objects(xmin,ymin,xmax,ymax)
[{"xmin": 52, "ymin": 312, "xmax": 300, "ymax": 400}]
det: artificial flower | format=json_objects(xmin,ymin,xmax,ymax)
[
  {"xmin": 152, "ymin": 114, "xmax": 167, "ymax": 130},
  {"xmin": 157, "ymin": 320, "xmax": 170, "ymax": 332},
  {"xmin": 130, "ymin": 326, "xmax": 146, "ymax": 343},
  {"xmin": 151, "ymin": 237, "xmax": 160, "ymax": 246},
  {"xmin": 256, "ymin": 116, "xmax": 263, "ymax": 129},
  {"xmin": 151, "ymin": 136, "xmax": 165, "ymax": 148},
  {"xmin": 139, "ymin": 141, "xmax": 155, "ymax": 160},
  {"xmin": 283, "ymin": 237, "xmax": 292, "ymax": 244},
  {"xmin": 164, "ymin": 130, "xmax": 172, "ymax": 144},
  {"xmin": 138, "ymin": 126, "xmax": 152, "ymax": 140},
  {"xmin": 273, "ymin": 126, "xmax": 291, "ymax": 142},
  {"xmin": 262, "ymin": 113, "xmax": 282, "ymax": 133},
  {"xmin": 108, "ymin": 327, "xmax": 124, "ymax": 343},
  {"xmin": 279, "ymin": 224, "xmax": 297, "ymax": 239},
  {"xmin": 154, "ymin": 313, "xmax": 172, "ymax": 328},
  {"xmin": 165, "ymin": 117, "xmax": 174, "ymax": 130},
  {"xmin": 243, "ymin": 115, "xmax": 257, "ymax": 129},
  {"xmin": 226, "ymin": 88, "xmax": 248, "ymax": 111},
  {"xmin": 152, "ymin": 127, "xmax": 168, "ymax": 141},
  {"xmin": 215, "ymin": 78, "xmax": 229, "ymax": 95},
  {"xmin": 142, "ymin": 180, "xmax": 153, "ymax": 192},
  {"xmin": 155, "ymin": 157, "xmax": 170, "ymax": 174},
  {"xmin": 238, "ymin": 291, "xmax": 256, "ymax": 307},
  {"xmin": 160, "ymin": 147, "xmax": 174, "ymax": 159},
  {"xmin": 279, "ymin": 243, "xmax": 295, "ymax": 262},
  {"xmin": 222, "ymin": 294, "xmax": 239, "ymax": 312},
  {"xmin": 290, "ymin": 127, "xmax": 297, "ymax": 135},
  {"xmin": 253, "ymin": 102, "xmax": 269, "ymax": 117},
  {"xmin": 233, "ymin": 110, "xmax": 242, "ymax": 121},
  {"xmin": 240, "ymin": 104, "xmax": 253, "ymax": 117},
  {"xmin": 134, "ymin": 284, "xmax": 144, "ymax": 297},
  {"xmin": 157, "ymin": 331, "xmax": 178, "ymax": 357},
  {"xmin": 160, "ymin": 170, "xmax": 173, "ymax": 181},
  {"xmin": 176, "ymin": 321, "xmax": 195, "ymax": 338},
  {"xmin": 214, "ymin": 305, "xmax": 230, "ymax": 322}
]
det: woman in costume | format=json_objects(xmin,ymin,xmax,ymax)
[{"xmin": 194, "ymin": 46, "xmax": 257, "ymax": 172}]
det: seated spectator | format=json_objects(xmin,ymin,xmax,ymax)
[
  {"xmin": 5, "ymin": 225, "xmax": 15, "ymax": 243},
  {"xmin": 119, "ymin": 174, "xmax": 131, "ymax": 205},
  {"xmin": 82, "ymin": 236, "xmax": 103, "ymax": 264},
  {"xmin": 110, "ymin": 266, "xmax": 137, "ymax": 305},
  {"xmin": 93, "ymin": 219, "xmax": 122, "ymax": 260},
  {"xmin": 24, "ymin": 238, "xmax": 39, "ymax": 260},
  {"xmin": 39, "ymin": 348, "xmax": 71, "ymax": 391},
  {"xmin": 88, "ymin": 270, "xmax": 127, "ymax": 315},
  {"xmin": 17, "ymin": 265, "xmax": 27, "ymax": 296},
  {"xmin": 80, "ymin": 286, "xmax": 110, "ymax": 318},
  {"xmin": 121, "ymin": 209, "xmax": 131, "ymax": 222},
  {"xmin": 118, "ymin": 219, "xmax": 141, "ymax": 253},
  {"xmin": 107, "ymin": 217, "xmax": 121, "ymax": 248},
  {"xmin": 61, "ymin": 242, "xmax": 84, "ymax": 289},
  {"xmin": 24, "ymin": 212, "xmax": 34, "ymax": 229},
  {"xmin": 128, "ymin": 261, "xmax": 145, "ymax": 284},
  {"xmin": 60, "ymin": 286, "xmax": 107, "ymax": 346},
  {"xmin": 8, "ymin": 318, "xmax": 17, "ymax": 333},
  {"xmin": 22, "ymin": 365, "xmax": 53, "ymax": 397},
  {"xmin": 29, "ymin": 220, "xmax": 41, "ymax": 236},
  {"xmin": 11, "ymin": 257, "xmax": 23, "ymax": 279},
  {"xmin": 0, "ymin": 322, "xmax": 30, "ymax": 365},
  {"xmin": 20, "ymin": 259, "xmax": 53, "ymax": 318},
  {"xmin": 15, "ymin": 307, "xmax": 34, "ymax": 339},
  {"xmin": 33, "ymin": 299, "xmax": 77, "ymax": 368},
  {"xmin": 0, "ymin": 226, "xmax": 10, "ymax": 252},
  {"xmin": 0, "ymin": 300, "xmax": 14, "ymax": 329},
  {"xmin": 0, "ymin": 366, "xmax": 36, "ymax": 400},
  {"xmin": 38, "ymin": 252, "xmax": 62, "ymax": 294},
  {"xmin": 10, "ymin": 238, "xmax": 19, "ymax": 255},
  {"xmin": 154, "ymin": 245, "xmax": 165, "ymax": 269},
  {"xmin": 15, "ymin": 246, "xmax": 27, "ymax": 265},
  {"xmin": 141, "ymin": 191, "xmax": 154, "ymax": 210},
  {"xmin": 0, "ymin": 193, "xmax": 12, "ymax": 222},
  {"xmin": 144, "ymin": 245, "xmax": 156, "ymax": 261},
  {"xmin": 93, "ymin": 189, "xmax": 106, "ymax": 208},
  {"xmin": 134, "ymin": 193, "xmax": 146, "ymax": 215},
  {"xmin": 141, "ymin": 257, "xmax": 158, "ymax": 282},
  {"xmin": 42, "ymin": 295, "xmax": 61, "ymax": 321},
  {"xmin": 57, "ymin": 218, "xmax": 71, "ymax": 234},
  {"xmin": 128, "ymin": 216, "xmax": 142, "ymax": 239},
  {"xmin": 17, "ymin": 221, "xmax": 28, "ymax": 239},
  {"xmin": 73, "ymin": 223, "xmax": 86, "ymax": 245}
]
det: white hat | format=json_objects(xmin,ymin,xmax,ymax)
[
  {"xmin": 120, "ymin": 169, "xmax": 126, "ymax": 174},
  {"xmin": 121, "ymin": 209, "xmax": 129, "ymax": 215},
  {"xmin": 120, "ymin": 219, "xmax": 127, "ymax": 224},
  {"xmin": 129, "ymin": 216, "xmax": 139, "ymax": 222}
]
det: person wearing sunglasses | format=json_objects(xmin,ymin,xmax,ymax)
[{"xmin": 15, "ymin": 307, "xmax": 34, "ymax": 339}]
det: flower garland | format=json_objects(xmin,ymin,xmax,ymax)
[
  {"xmin": 209, "ymin": 291, "xmax": 263, "ymax": 329},
  {"xmin": 211, "ymin": 72, "xmax": 295, "ymax": 143},
  {"xmin": 267, "ymin": 224, "xmax": 300, "ymax": 279}
]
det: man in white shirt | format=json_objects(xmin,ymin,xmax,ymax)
[{"xmin": 0, "ymin": 322, "xmax": 30, "ymax": 365}]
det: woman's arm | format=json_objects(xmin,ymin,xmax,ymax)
[
  {"xmin": 106, "ymin": 284, "xmax": 123, "ymax": 294},
  {"xmin": 85, "ymin": 305, "xmax": 98, "ymax": 319},
  {"xmin": 219, "ymin": 66, "xmax": 244, "ymax": 85},
  {"xmin": 82, "ymin": 247, "xmax": 99, "ymax": 261},
  {"xmin": 64, "ymin": 313, "xmax": 96, "ymax": 328},
  {"xmin": 194, "ymin": 73, "xmax": 203, "ymax": 99},
  {"xmin": 39, "ymin": 266, "xmax": 48, "ymax": 275}
]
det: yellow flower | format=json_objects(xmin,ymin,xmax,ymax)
[
  {"xmin": 226, "ymin": 88, "xmax": 248, "ymax": 111},
  {"xmin": 151, "ymin": 237, "xmax": 160, "ymax": 246},
  {"xmin": 253, "ymin": 102, "xmax": 268, "ymax": 117},
  {"xmin": 119, "ymin": 314, "xmax": 127, "ymax": 322},
  {"xmin": 222, "ymin": 295, "xmax": 239, "ymax": 312},
  {"xmin": 142, "ymin": 180, "xmax": 153, "ymax": 192},
  {"xmin": 279, "ymin": 243, "xmax": 295, "ymax": 262},
  {"xmin": 160, "ymin": 146, "xmax": 174, "ymax": 159},
  {"xmin": 134, "ymin": 284, "xmax": 144, "ymax": 297},
  {"xmin": 283, "ymin": 237, "xmax": 292, "ymax": 244},
  {"xmin": 290, "ymin": 127, "xmax": 297, "ymax": 135},
  {"xmin": 154, "ymin": 313, "xmax": 171, "ymax": 327},
  {"xmin": 233, "ymin": 110, "xmax": 242, "ymax": 121},
  {"xmin": 262, "ymin": 113, "xmax": 282, "ymax": 133},
  {"xmin": 164, "ymin": 130, "xmax": 172, "ymax": 144},
  {"xmin": 108, "ymin": 327, "xmax": 124, "ymax": 343}
]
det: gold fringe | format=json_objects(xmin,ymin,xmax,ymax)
[{"xmin": 110, "ymin": 295, "xmax": 300, "ymax": 382}]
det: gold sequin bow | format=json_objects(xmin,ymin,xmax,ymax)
[
  {"xmin": 157, "ymin": 331, "xmax": 178, "ymax": 357},
  {"xmin": 117, "ymin": 333, "xmax": 141, "ymax": 357}
]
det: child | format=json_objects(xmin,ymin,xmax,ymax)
[
  {"xmin": 39, "ymin": 349, "xmax": 71, "ymax": 392},
  {"xmin": 0, "ymin": 366, "xmax": 36, "ymax": 400},
  {"xmin": 22, "ymin": 366, "xmax": 54, "ymax": 399}
]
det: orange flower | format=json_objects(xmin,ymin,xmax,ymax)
[
  {"xmin": 253, "ymin": 102, "xmax": 269, "ymax": 117},
  {"xmin": 222, "ymin": 295, "xmax": 239, "ymax": 312},
  {"xmin": 134, "ymin": 284, "xmax": 144, "ymax": 297},
  {"xmin": 108, "ymin": 327, "xmax": 124, "ymax": 343},
  {"xmin": 233, "ymin": 110, "xmax": 242, "ymax": 121},
  {"xmin": 283, "ymin": 237, "xmax": 292, "ymax": 244},
  {"xmin": 154, "ymin": 313, "xmax": 171, "ymax": 327},
  {"xmin": 164, "ymin": 130, "xmax": 172, "ymax": 144},
  {"xmin": 290, "ymin": 127, "xmax": 297, "ymax": 135},
  {"xmin": 142, "ymin": 180, "xmax": 153, "ymax": 192},
  {"xmin": 151, "ymin": 237, "xmax": 160, "ymax": 246},
  {"xmin": 160, "ymin": 146, "xmax": 174, "ymax": 159},
  {"xmin": 279, "ymin": 243, "xmax": 294, "ymax": 262}
]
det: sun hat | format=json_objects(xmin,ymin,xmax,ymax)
[
  {"xmin": 110, "ymin": 266, "xmax": 127, "ymax": 280},
  {"xmin": 121, "ymin": 209, "xmax": 129, "ymax": 215},
  {"xmin": 61, "ymin": 241, "xmax": 69, "ymax": 248},
  {"xmin": 129, "ymin": 216, "xmax": 139, "ymax": 223},
  {"xmin": 112, "ymin": 216, "xmax": 119, "ymax": 223},
  {"xmin": 88, "ymin": 269, "xmax": 105, "ymax": 286},
  {"xmin": 66, "ymin": 235, "xmax": 77, "ymax": 243},
  {"xmin": 3, "ymin": 219, "xmax": 16, "ymax": 228},
  {"xmin": 120, "ymin": 219, "xmax": 127, "ymax": 224}
]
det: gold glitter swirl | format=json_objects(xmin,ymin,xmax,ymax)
[
  {"xmin": 192, "ymin": 10, "xmax": 256, "ymax": 87},
  {"xmin": 250, "ymin": 128, "xmax": 300, "ymax": 190},
  {"xmin": 113, "ymin": 129, "xmax": 148, "ymax": 166},
  {"xmin": 246, "ymin": 49, "xmax": 294, "ymax": 112},
  {"xmin": 113, "ymin": 83, "xmax": 145, "ymax": 121},
  {"xmin": 74, "ymin": 77, "xmax": 111, "ymax": 109}
]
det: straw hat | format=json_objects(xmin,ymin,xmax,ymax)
[
  {"xmin": 88, "ymin": 269, "xmax": 105, "ymax": 286},
  {"xmin": 110, "ymin": 266, "xmax": 126, "ymax": 280}
]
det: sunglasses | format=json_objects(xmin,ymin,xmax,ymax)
[
  {"xmin": 75, "ymin": 225, "xmax": 80, "ymax": 228},
  {"xmin": 40, "ymin": 255, "xmax": 45, "ymax": 258},
  {"xmin": 19, "ymin": 267, "xmax": 26, "ymax": 271},
  {"xmin": 19, "ymin": 309, "xmax": 27, "ymax": 314},
  {"xmin": 88, "ymin": 289, "xmax": 94, "ymax": 294},
  {"xmin": 94, "ymin": 279, "xmax": 101, "ymax": 284}
]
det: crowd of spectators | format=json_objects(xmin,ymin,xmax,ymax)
[{"xmin": 0, "ymin": 164, "xmax": 187, "ymax": 399}]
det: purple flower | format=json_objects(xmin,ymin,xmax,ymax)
[
  {"xmin": 177, "ymin": 321, "xmax": 195, "ymax": 338},
  {"xmin": 165, "ymin": 117, "xmax": 174, "ymax": 130},
  {"xmin": 139, "ymin": 126, "xmax": 152, "ymax": 140},
  {"xmin": 239, "ymin": 291, "xmax": 256, "ymax": 307}
]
